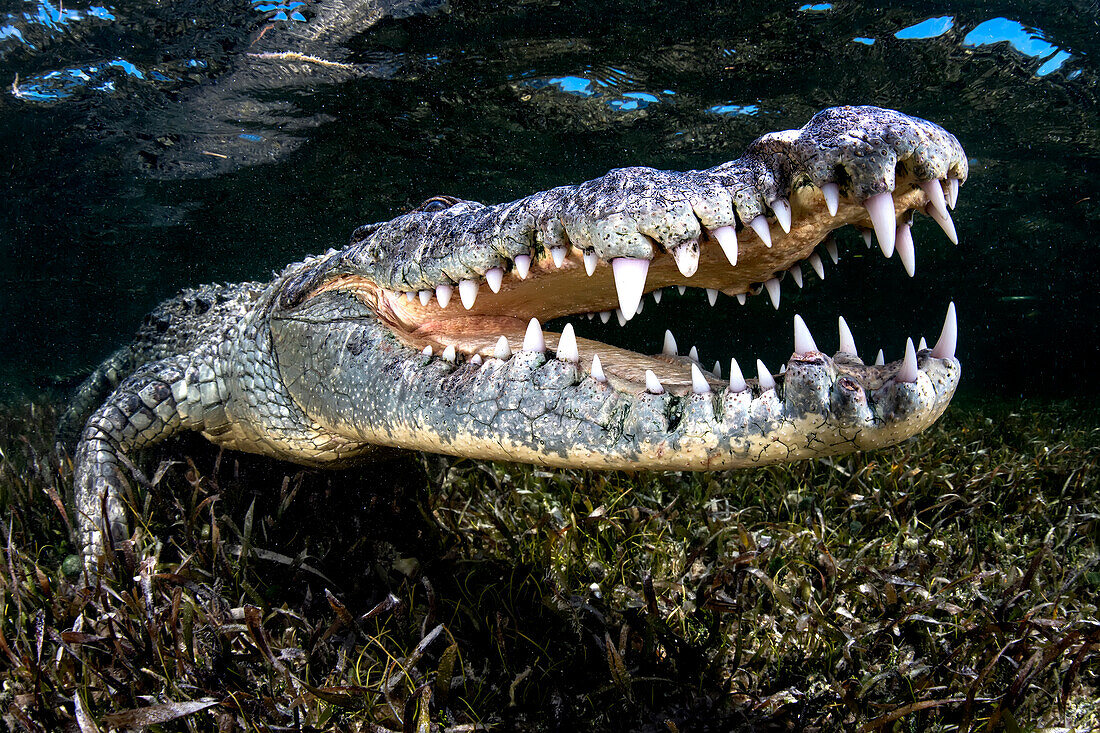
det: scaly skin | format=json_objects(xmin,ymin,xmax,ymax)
[{"xmin": 60, "ymin": 106, "xmax": 967, "ymax": 569}]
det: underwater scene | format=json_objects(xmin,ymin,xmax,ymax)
[{"xmin": 0, "ymin": 0, "xmax": 1097, "ymax": 729}]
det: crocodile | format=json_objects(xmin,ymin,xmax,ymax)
[{"xmin": 60, "ymin": 106, "xmax": 966, "ymax": 569}]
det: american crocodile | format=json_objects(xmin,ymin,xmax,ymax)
[{"xmin": 61, "ymin": 106, "xmax": 965, "ymax": 568}]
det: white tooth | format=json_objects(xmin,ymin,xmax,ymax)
[
  {"xmin": 590, "ymin": 353, "xmax": 607, "ymax": 382},
  {"xmin": 897, "ymin": 338, "xmax": 918, "ymax": 383},
  {"xmin": 920, "ymin": 179, "xmax": 949, "ymax": 220},
  {"xmin": 636, "ymin": 299, "xmax": 644, "ymax": 315},
  {"xmin": 494, "ymin": 335, "xmax": 512, "ymax": 360},
  {"xmin": 861, "ymin": 229, "xmax": 873, "ymax": 249},
  {"xmin": 652, "ymin": 289, "xmax": 662, "ymax": 304},
  {"xmin": 794, "ymin": 315, "xmax": 817, "ymax": 355},
  {"xmin": 712, "ymin": 360, "xmax": 722, "ymax": 379},
  {"xmin": 706, "ymin": 288, "xmax": 718, "ymax": 306},
  {"xmin": 485, "ymin": 267, "xmax": 504, "ymax": 293},
  {"xmin": 442, "ymin": 345, "xmax": 456, "ymax": 362},
  {"xmin": 711, "ymin": 225, "xmax": 738, "ymax": 266},
  {"xmin": 821, "ymin": 182, "xmax": 840, "ymax": 216},
  {"xmin": 825, "ymin": 239, "xmax": 839, "ymax": 265},
  {"xmin": 644, "ymin": 370, "xmax": 664, "ymax": 394},
  {"xmin": 838, "ymin": 316, "xmax": 857, "ymax": 356},
  {"xmin": 691, "ymin": 363, "xmax": 711, "ymax": 394},
  {"xmin": 435, "ymin": 284, "xmax": 453, "ymax": 308},
  {"xmin": 459, "ymin": 279, "xmax": 479, "ymax": 309},
  {"xmin": 514, "ymin": 254, "xmax": 532, "ymax": 279},
  {"xmin": 764, "ymin": 278, "xmax": 781, "ymax": 309},
  {"xmin": 470, "ymin": 354, "xmax": 483, "ymax": 365},
  {"xmin": 676, "ymin": 285, "xmax": 686, "ymax": 295},
  {"xmin": 673, "ymin": 242, "xmax": 700, "ymax": 276},
  {"xmin": 728, "ymin": 358, "xmax": 747, "ymax": 392},
  {"xmin": 931, "ymin": 301, "xmax": 957, "ymax": 359},
  {"xmin": 586, "ymin": 312, "xmax": 594, "ymax": 320},
  {"xmin": 523, "ymin": 318, "xmax": 545, "ymax": 352},
  {"xmin": 771, "ymin": 199, "xmax": 792, "ymax": 234},
  {"xmin": 918, "ymin": 336, "xmax": 928, "ymax": 351},
  {"xmin": 749, "ymin": 215, "xmax": 772, "ymax": 247},
  {"xmin": 557, "ymin": 323, "xmax": 579, "ymax": 362},
  {"xmin": 599, "ymin": 310, "xmax": 611, "ymax": 324},
  {"xmin": 780, "ymin": 364, "xmax": 786, "ymax": 373},
  {"xmin": 422, "ymin": 345, "xmax": 433, "ymax": 356},
  {"xmin": 662, "ymin": 330, "xmax": 678, "ymax": 356},
  {"xmin": 688, "ymin": 345, "xmax": 699, "ymax": 362},
  {"xmin": 875, "ymin": 349, "xmax": 885, "ymax": 366},
  {"xmin": 736, "ymin": 293, "xmax": 747, "ymax": 305},
  {"xmin": 896, "ymin": 222, "xmax": 916, "ymax": 277},
  {"xmin": 756, "ymin": 360, "xmax": 775, "ymax": 391},
  {"xmin": 809, "ymin": 252, "xmax": 825, "ymax": 280},
  {"xmin": 611, "ymin": 257, "xmax": 649, "ymax": 322},
  {"xmin": 864, "ymin": 191, "xmax": 896, "ymax": 258},
  {"xmin": 615, "ymin": 309, "xmax": 627, "ymax": 327},
  {"xmin": 926, "ymin": 202, "xmax": 959, "ymax": 245},
  {"xmin": 790, "ymin": 264, "xmax": 803, "ymax": 288},
  {"xmin": 584, "ymin": 251, "xmax": 599, "ymax": 276},
  {"xmin": 405, "ymin": 291, "xmax": 415, "ymax": 302},
  {"xmin": 419, "ymin": 290, "xmax": 432, "ymax": 306},
  {"xmin": 947, "ymin": 178, "xmax": 959, "ymax": 209},
  {"xmin": 550, "ymin": 246, "xmax": 568, "ymax": 268}
]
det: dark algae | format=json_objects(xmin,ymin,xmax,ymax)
[{"xmin": 1, "ymin": 0, "xmax": 1098, "ymax": 729}]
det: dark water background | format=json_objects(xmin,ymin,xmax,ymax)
[{"xmin": 0, "ymin": 0, "xmax": 1097, "ymax": 404}]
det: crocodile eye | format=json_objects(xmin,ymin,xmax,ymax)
[{"xmin": 416, "ymin": 196, "xmax": 460, "ymax": 213}]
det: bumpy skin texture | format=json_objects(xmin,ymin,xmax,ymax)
[{"xmin": 61, "ymin": 106, "xmax": 966, "ymax": 569}]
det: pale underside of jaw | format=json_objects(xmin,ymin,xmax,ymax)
[{"xmin": 360, "ymin": 172, "xmax": 962, "ymax": 393}]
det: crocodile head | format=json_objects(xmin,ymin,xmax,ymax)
[{"xmin": 269, "ymin": 106, "xmax": 965, "ymax": 470}]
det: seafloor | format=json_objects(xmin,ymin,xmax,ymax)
[{"xmin": 1, "ymin": 396, "xmax": 1097, "ymax": 731}]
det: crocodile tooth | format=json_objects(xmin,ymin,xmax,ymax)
[
  {"xmin": 557, "ymin": 323, "xmax": 580, "ymax": 362},
  {"xmin": 780, "ymin": 364, "xmax": 786, "ymax": 373},
  {"xmin": 821, "ymin": 182, "xmax": 840, "ymax": 216},
  {"xmin": 790, "ymin": 264, "xmax": 803, "ymax": 288},
  {"xmin": 736, "ymin": 293, "xmax": 746, "ymax": 305},
  {"xmin": 918, "ymin": 336, "xmax": 928, "ymax": 351},
  {"xmin": 523, "ymin": 318, "xmax": 545, "ymax": 352},
  {"xmin": 749, "ymin": 215, "xmax": 772, "ymax": 247},
  {"xmin": 728, "ymin": 358, "xmax": 747, "ymax": 392},
  {"xmin": 925, "ymin": 202, "xmax": 958, "ymax": 245},
  {"xmin": 712, "ymin": 360, "xmax": 722, "ymax": 379},
  {"xmin": 422, "ymin": 345, "xmax": 433, "ymax": 356},
  {"xmin": 583, "ymin": 251, "xmax": 599, "ymax": 276},
  {"xmin": 662, "ymin": 330, "xmax": 678, "ymax": 356},
  {"xmin": 756, "ymin": 360, "xmax": 775, "ymax": 390},
  {"xmin": 435, "ymin": 284, "xmax": 453, "ymax": 308},
  {"xmin": 418, "ymin": 290, "xmax": 432, "ymax": 306},
  {"xmin": 809, "ymin": 252, "xmax": 825, "ymax": 280},
  {"xmin": 459, "ymin": 279, "xmax": 479, "ymax": 309},
  {"xmin": 838, "ymin": 316, "xmax": 857, "ymax": 356},
  {"xmin": 405, "ymin": 291, "xmax": 415, "ymax": 302},
  {"xmin": 676, "ymin": 285, "xmax": 686, "ymax": 296},
  {"xmin": 688, "ymin": 345, "xmax": 699, "ymax": 362},
  {"xmin": 644, "ymin": 370, "xmax": 664, "ymax": 394},
  {"xmin": 875, "ymin": 349, "xmax": 885, "ymax": 366},
  {"xmin": 825, "ymin": 238, "xmax": 839, "ymax": 264},
  {"xmin": 494, "ymin": 335, "xmax": 511, "ymax": 360},
  {"xmin": 514, "ymin": 254, "xmax": 532, "ymax": 279},
  {"xmin": 946, "ymin": 178, "xmax": 959, "ymax": 209},
  {"xmin": 635, "ymin": 298, "xmax": 644, "ymax": 315},
  {"xmin": 896, "ymin": 222, "xmax": 916, "ymax": 277},
  {"xmin": 864, "ymin": 192, "xmax": 896, "ymax": 257},
  {"xmin": 591, "ymin": 353, "xmax": 607, "ymax": 382},
  {"xmin": 442, "ymin": 345, "xmax": 456, "ymax": 362},
  {"xmin": 672, "ymin": 241, "xmax": 699, "ymax": 277},
  {"xmin": 611, "ymin": 257, "xmax": 649, "ymax": 321},
  {"xmin": 931, "ymin": 302, "xmax": 957, "ymax": 359},
  {"xmin": 652, "ymin": 289, "xmax": 662, "ymax": 304},
  {"xmin": 711, "ymin": 225, "xmax": 738, "ymax": 266},
  {"xmin": 764, "ymin": 278, "xmax": 781, "ymax": 309},
  {"xmin": 615, "ymin": 309, "xmax": 627, "ymax": 326},
  {"xmin": 691, "ymin": 363, "xmax": 711, "ymax": 394},
  {"xmin": 706, "ymin": 288, "xmax": 718, "ymax": 306},
  {"xmin": 771, "ymin": 198, "xmax": 792, "ymax": 234},
  {"xmin": 469, "ymin": 354, "xmax": 483, "ymax": 365},
  {"xmin": 920, "ymin": 179, "xmax": 949, "ymax": 220},
  {"xmin": 485, "ymin": 267, "xmax": 504, "ymax": 293},
  {"xmin": 897, "ymin": 338, "xmax": 918, "ymax": 382},
  {"xmin": 861, "ymin": 229, "xmax": 873, "ymax": 249},
  {"xmin": 794, "ymin": 315, "xmax": 817, "ymax": 355},
  {"xmin": 550, "ymin": 246, "xmax": 568, "ymax": 268},
  {"xmin": 599, "ymin": 311, "xmax": 611, "ymax": 324}
]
